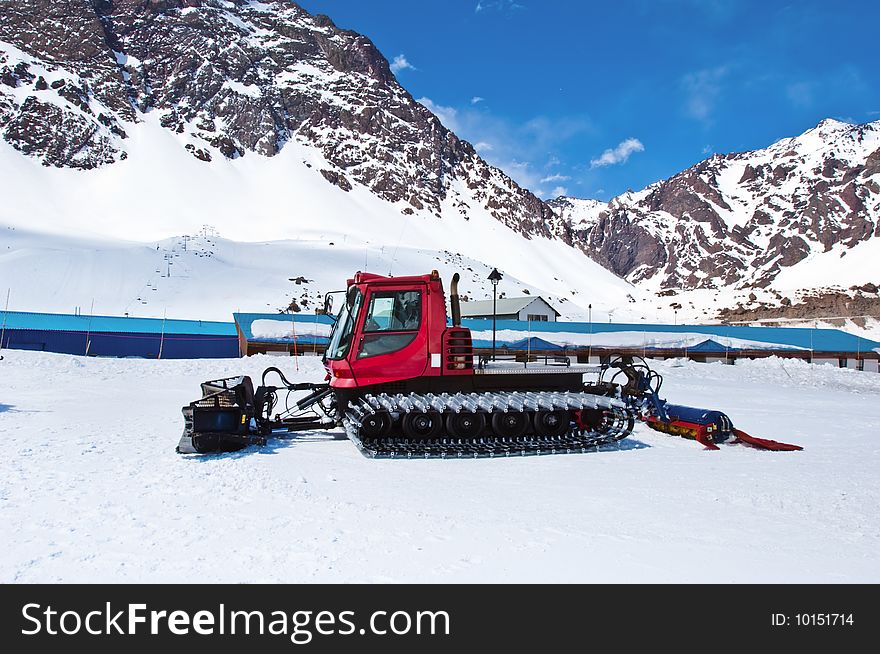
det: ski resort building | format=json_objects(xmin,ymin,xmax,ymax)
[
  {"xmin": 2, "ymin": 309, "xmax": 877, "ymax": 371},
  {"xmin": 460, "ymin": 296, "xmax": 560, "ymax": 322},
  {"xmin": 0, "ymin": 311, "xmax": 238, "ymax": 359},
  {"xmin": 462, "ymin": 319, "xmax": 880, "ymax": 371}
]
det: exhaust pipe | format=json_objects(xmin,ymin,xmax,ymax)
[{"xmin": 450, "ymin": 272, "xmax": 461, "ymax": 326}]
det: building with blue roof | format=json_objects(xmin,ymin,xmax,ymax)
[
  {"xmin": 0, "ymin": 311, "xmax": 238, "ymax": 359},
  {"xmin": 462, "ymin": 318, "xmax": 880, "ymax": 371},
  {"xmin": 3, "ymin": 308, "xmax": 877, "ymax": 371},
  {"xmin": 461, "ymin": 318, "xmax": 880, "ymax": 354}
]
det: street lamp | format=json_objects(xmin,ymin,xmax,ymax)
[
  {"xmin": 588, "ymin": 303, "xmax": 593, "ymax": 363},
  {"xmin": 488, "ymin": 267, "xmax": 503, "ymax": 361}
]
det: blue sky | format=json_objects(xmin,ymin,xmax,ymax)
[{"xmin": 297, "ymin": 0, "xmax": 880, "ymax": 200}]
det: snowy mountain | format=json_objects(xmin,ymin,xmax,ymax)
[
  {"xmin": 0, "ymin": 0, "xmax": 560, "ymax": 239},
  {"xmin": 553, "ymin": 119, "xmax": 880, "ymax": 293},
  {"xmin": 1, "ymin": 1, "xmax": 878, "ymax": 336},
  {"xmin": 0, "ymin": 0, "xmax": 638, "ymax": 321}
]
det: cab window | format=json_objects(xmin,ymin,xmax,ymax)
[
  {"xmin": 358, "ymin": 290, "xmax": 422, "ymax": 358},
  {"xmin": 325, "ymin": 287, "xmax": 362, "ymax": 360}
]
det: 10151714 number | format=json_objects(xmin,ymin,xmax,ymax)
[{"xmin": 795, "ymin": 614, "xmax": 854, "ymax": 626}]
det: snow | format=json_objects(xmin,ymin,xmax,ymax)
[
  {"xmin": 1, "ymin": 350, "xmax": 877, "ymax": 583},
  {"xmin": 772, "ymin": 237, "xmax": 880, "ymax": 291},
  {"xmin": 0, "ymin": 103, "xmax": 647, "ymax": 323},
  {"xmin": 251, "ymin": 319, "xmax": 332, "ymax": 339},
  {"xmin": 0, "ymin": 225, "xmax": 637, "ymax": 323},
  {"xmin": 222, "ymin": 79, "xmax": 262, "ymax": 98}
]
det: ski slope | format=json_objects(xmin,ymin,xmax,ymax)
[
  {"xmin": 0, "ymin": 224, "xmax": 643, "ymax": 324},
  {"xmin": 0, "ymin": 114, "xmax": 642, "ymax": 324},
  {"xmin": 2, "ymin": 350, "xmax": 878, "ymax": 583}
]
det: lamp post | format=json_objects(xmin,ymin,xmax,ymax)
[
  {"xmin": 588, "ymin": 303, "xmax": 592, "ymax": 363},
  {"xmin": 488, "ymin": 267, "xmax": 503, "ymax": 361}
]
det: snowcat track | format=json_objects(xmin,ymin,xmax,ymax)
[{"xmin": 342, "ymin": 391, "xmax": 636, "ymax": 459}]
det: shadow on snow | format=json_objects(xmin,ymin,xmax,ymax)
[{"xmin": 183, "ymin": 430, "xmax": 650, "ymax": 461}]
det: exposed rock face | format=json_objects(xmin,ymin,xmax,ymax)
[
  {"xmin": 718, "ymin": 287, "xmax": 880, "ymax": 330},
  {"xmin": 0, "ymin": 0, "xmax": 561, "ymax": 239},
  {"xmin": 555, "ymin": 119, "xmax": 880, "ymax": 291},
  {"xmin": 3, "ymin": 1, "xmax": 878, "ymax": 311}
]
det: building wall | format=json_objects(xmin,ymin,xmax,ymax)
[
  {"xmin": 515, "ymin": 299, "xmax": 557, "ymax": 322},
  {"xmin": 3, "ymin": 329, "xmax": 238, "ymax": 359}
]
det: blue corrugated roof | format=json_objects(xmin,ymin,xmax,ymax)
[
  {"xmin": 233, "ymin": 312, "xmax": 334, "ymax": 342},
  {"xmin": 507, "ymin": 336, "xmax": 564, "ymax": 351},
  {"xmin": 0, "ymin": 311, "xmax": 236, "ymax": 336},
  {"xmin": 683, "ymin": 339, "xmax": 732, "ymax": 353},
  {"xmin": 461, "ymin": 318, "xmax": 880, "ymax": 353}
]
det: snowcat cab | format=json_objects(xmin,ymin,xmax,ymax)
[{"xmin": 323, "ymin": 270, "xmax": 473, "ymax": 392}]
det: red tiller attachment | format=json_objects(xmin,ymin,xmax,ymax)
[
  {"xmin": 644, "ymin": 410, "xmax": 803, "ymax": 452},
  {"xmin": 606, "ymin": 357, "xmax": 803, "ymax": 453}
]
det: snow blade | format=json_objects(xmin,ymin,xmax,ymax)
[{"xmin": 177, "ymin": 375, "xmax": 263, "ymax": 454}]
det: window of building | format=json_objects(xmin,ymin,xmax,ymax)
[{"xmin": 526, "ymin": 314, "xmax": 549, "ymax": 322}]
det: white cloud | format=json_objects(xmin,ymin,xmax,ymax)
[
  {"xmin": 417, "ymin": 97, "xmax": 460, "ymax": 131},
  {"xmin": 786, "ymin": 81, "xmax": 814, "ymax": 108},
  {"xmin": 390, "ymin": 54, "xmax": 415, "ymax": 74},
  {"xmin": 549, "ymin": 186, "xmax": 568, "ymax": 198},
  {"xmin": 471, "ymin": 96, "xmax": 485, "ymax": 104},
  {"xmin": 702, "ymin": 144, "xmax": 713, "ymax": 155},
  {"xmin": 681, "ymin": 66, "xmax": 728, "ymax": 122},
  {"xmin": 418, "ymin": 97, "xmax": 593, "ymax": 196},
  {"xmin": 476, "ymin": 1, "xmax": 526, "ymax": 12},
  {"xmin": 590, "ymin": 138, "xmax": 645, "ymax": 168},
  {"xmin": 540, "ymin": 173, "xmax": 570, "ymax": 183}
]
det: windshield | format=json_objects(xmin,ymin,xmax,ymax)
[{"xmin": 325, "ymin": 287, "xmax": 362, "ymax": 360}]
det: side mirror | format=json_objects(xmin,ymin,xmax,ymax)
[
  {"xmin": 323, "ymin": 294, "xmax": 334, "ymax": 315},
  {"xmin": 346, "ymin": 286, "xmax": 358, "ymax": 309}
]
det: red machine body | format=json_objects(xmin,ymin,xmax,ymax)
[{"xmin": 325, "ymin": 271, "xmax": 473, "ymax": 389}]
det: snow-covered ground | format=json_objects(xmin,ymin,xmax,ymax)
[{"xmin": 2, "ymin": 349, "xmax": 878, "ymax": 583}]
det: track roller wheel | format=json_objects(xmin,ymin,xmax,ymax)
[
  {"xmin": 575, "ymin": 408, "xmax": 606, "ymax": 432},
  {"xmin": 446, "ymin": 412, "xmax": 486, "ymax": 439},
  {"xmin": 360, "ymin": 412, "xmax": 392, "ymax": 438},
  {"xmin": 401, "ymin": 411, "xmax": 443, "ymax": 439},
  {"xmin": 533, "ymin": 410, "xmax": 571, "ymax": 437},
  {"xmin": 491, "ymin": 411, "xmax": 530, "ymax": 438},
  {"xmin": 191, "ymin": 433, "xmax": 220, "ymax": 454}
]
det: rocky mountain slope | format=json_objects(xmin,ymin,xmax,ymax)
[
  {"xmin": 552, "ymin": 119, "xmax": 880, "ymax": 293},
  {"xmin": 1, "ymin": 1, "xmax": 877, "ymax": 334},
  {"xmin": 0, "ymin": 0, "xmax": 560, "ymax": 238}
]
